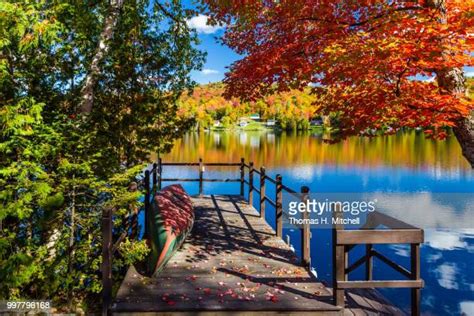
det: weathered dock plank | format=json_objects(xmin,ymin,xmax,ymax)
[{"xmin": 112, "ymin": 195, "xmax": 405, "ymax": 315}]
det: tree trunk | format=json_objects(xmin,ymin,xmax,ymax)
[
  {"xmin": 427, "ymin": 0, "xmax": 474, "ymax": 167},
  {"xmin": 453, "ymin": 113, "xmax": 474, "ymax": 168},
  {"xmin": 436, "ymin": 41, "xmax": 474, "ymax": 169},
  {"xmin": 437, "ymin": 68, "xmax": 473, "ymax": 168},
  {"xmin": 79, "ymin": 0, "xmax": 124, "ymax": 114}
]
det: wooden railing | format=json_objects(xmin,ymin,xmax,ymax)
[
  {"xmin": 101, "ymin": 158, "xmax": 423, "ymax": 316},
  {"xmin": 101, "ymin": 164, "xmax": 160, "ymax": 315},
  {"xmin": 330, "ymin": 209, "xmax": 424, "ymax": 315},
  {"xmin": 154, "ymin": 157, "xmax": 312, "ymax": 267}
]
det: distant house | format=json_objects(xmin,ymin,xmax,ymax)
[
  {"xmin": 249, "ymin": 113, "xmax": 260, "ymax": 121},
  {"xmin": 239, "ymin": 120, "xmax": 248, "ymax": 127},
  {"xmin": 310, "ymin": 118, "xmax": 323, "ymax": 126},
  {"xmin": 266, "ymin": 119, "xmax": 276, "ymax": 126}
]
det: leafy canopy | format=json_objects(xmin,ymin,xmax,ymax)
[
  {"xmin": 1, "ymin": 0, "xmax": 203, "ymax": 310},
  {"xmin": 204, "ymin": 0, "xmax": 473, "ymax": 138}
]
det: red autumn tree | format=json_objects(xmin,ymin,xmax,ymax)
[{"xmin": 204, "ymin": 0, "xmax": 474, "ymax": 166}]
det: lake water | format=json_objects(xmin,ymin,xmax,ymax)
[{"xmin": 157, "ymin": 130, "xmax": 474, "ymax": 315}]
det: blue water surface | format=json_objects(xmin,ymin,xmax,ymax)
[{"xmin": 153, "ymin": 131, "xmax": 474, "ymax": 315}]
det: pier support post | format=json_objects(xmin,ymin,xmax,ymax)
[
  {"xmin": 411, "ymin": 244, "xmax": 421, "ymax": 316},
  {"xmin": 240, "ymin": 158, "xmax": 245, "ymax": 196},
  {"xmin": 248, "ymin": 162, "xmax": 254, "ymax": 205},
  {"xmin": 275, "ymin": 174, "xmax": 283, "ymax": 237},
  {"xmin": 101, "ymin": 207, "xmax": 112, "ymax": 316},
  {"xmin": 129, "ymin": 182, "xmax": 139, "ymax": 240},
  {"xmin": 144, "ymin": 170, "xmax": 150, "ymax": 241},
  {"xmin": 332, "ymin": 204, "xmax": 345, "ymax": 307},
  {"xmin": 199, "ymin": 158, "xmax": 203, "ymax": 196},
  {"xmin": 366, "ymin": 244, "xmax": 373, "ymax": 280},
  {"xmin": 260, "ymin": 167, "xmax": 266, "ymax": 218},
  {"xmin": 158, "ymin": 157, "xmax": 162, "ymax": 190},
  {"xmin": 301, "ymin": 186, "xmax": 310, "ymax": 267},
  {"xmin": 152, "ymin": 163, "xmax": 157, "ymax": 195}
]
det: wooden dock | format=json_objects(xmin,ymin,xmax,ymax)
[{"xmin": 111, "ymin": 195, "xmax": 406, "ymax": 315}]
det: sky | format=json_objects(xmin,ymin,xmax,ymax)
[
  {"xmin": 184, "ymin": 13, "xmax": 474, "ymax": 84},
  {"xmin": 186, "ymin": 14, "xmax": 240, "ymax": 84}
]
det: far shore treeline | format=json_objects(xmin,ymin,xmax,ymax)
[
  {"xmin": 178, "ymin": 82, "xmax": 321, "ymax": 131},
  {"xmin": 178, "ymin": 79, "xmax": 474, "ymax": 132}
]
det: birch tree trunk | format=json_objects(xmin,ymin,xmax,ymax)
[
  {"xmin": 427, "ymin": 0, "xmax": 474, "ymax": 167},
  {"xmin": 79, "ymin": 0, "xmax": 124, "ymax": 114}
]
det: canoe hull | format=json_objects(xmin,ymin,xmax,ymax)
[{"xmin": 148, "ymin": 184, "xmax": 194, "ymax": 276}]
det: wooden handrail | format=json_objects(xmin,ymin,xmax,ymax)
[
  {"xmin": 264, "ymin": 196, "xmax": 276, "ymax": 207},
  {"xmin": 248, "ymin": 162, "xmax": 254, "ymax": 205},
  {"xmin": 250, "ymin": 167, "xmax": 261, "ymax": 175},
  {"xmin": 103, "ymin": 157, "xmax": 424, "ymax": 316},
  {"xmin": 275, "ymin": 174, "xmax": 283, "ymax": 237},
  {"xmin": 144, "ymin": 170, "xmax": 150, "ymax": 241},
  {"xmin": 332, "ymin": 208, "xmax": 424, "ymax": 316},
  {"xmin": 300, "ymin": 186, "xmax": 310, "ymax": 267},
  {"xmin": 161, "ymin": 162, "xmax": 199, "ymax": 166},
  {"xmin": 372, "ymin": 249, "xmax": 412, "ymax": 279},
  {"xmin": 101, "ymin": 158, "xmax": 423, "ymax": 315},
  {"xmin": 240, "ymin": 158, "xmax": 245, "ymax": 196},
  {"xmin": 263, "ymin": 174, "xmax": 277, "ymax": 184},
  {"xmin": 101, "ymin": 207, "xmax": 112, "ymax": 316},
  {"xmin": 199, "ymin": 158, "xmax": 203, "ymax": 196},
  {"xmin": 259, "ymin": 167, "xmax": 266, "ymax": 219}
]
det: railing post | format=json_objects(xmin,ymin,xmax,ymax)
[
  {"xmin": 332, "ymin": 204, "xmax": 345, "ymax": 307},
  {"xmin": 129, "ymin": 182, "xmax": 139, "ymax": 240},
  {"xmin": 301, "ymin": 186, "xmax": 310, "ymax": 267},
  {"xmin": 144, "ymin": 170, "xmax": 150, "ymax": 242},
  {"xmin": 248, "ymin": 162, "xmax": 254, "ymax": 205},
  {"xmin": 101, "ymin": 207, "xmax": 112, "ymax": 316},
  {"xmin": 152, "ymin": 163, "xmax": 157, "ymax": 195},
  {"xmin": 260, "ymin": 167, "xmax": 266, "ymax": 218},
  {"xmin": 411, "ymin": 243, "xmax": 421, "ymax": 316},
  {"xmin": 366, "ymin": 244, "xmax": 373, "ymax": 280},
  {"xmin": 240, "ymin": 158, "xmax": 245, "ymax": 196},
  {"xmin": 275, "ymin": 174, "xmax": 283, "ymax": 237},
  {"xmin": 158, "ymin": 157, "xmax": 162, "ymax": 190},
  {"xmin": 199, "ymin": 158, "xmax": 203, "ymax": 196}
]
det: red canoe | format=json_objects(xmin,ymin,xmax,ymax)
[{"xmin": 148, "ymin": 184, "xmax": 194, "ymax": 276}]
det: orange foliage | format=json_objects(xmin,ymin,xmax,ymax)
[
  {"xmin": 204, "ymin": 0, "xmax": 474, "ymax": 138},
  {"xmin": 178, "ymin": 82, "xmax": 318, "ymax": 126}
]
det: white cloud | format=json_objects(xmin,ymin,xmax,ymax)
[
  {"xmin": 425, "ymin": 230, "xmax": 468, "ymax": 251},
  {"xmin": 464, "ymin": 71, "xmax": 474, "ymax": 78},
  {"xmin": 434, "ymin": 262, "xmax": 459, "ymax": 290},
  {"xmin": 201, "ymin": 68, "xmax": 219, "ymax": 75},
  {"xmin": 460, "ymin": 301, "xmax": 474, "ymax": 316},
  {"xmin": 186, "ymin": 14, "xmax": 224, "ymax": 34},
  {"xmin": 368, "ymin": 192, "xmax": 474, "ymax": 230},
  {"xmin": 427, "ymin": 252, "xmax": 442, "ymax": 263},
  {"xmin": 389, "ymin": 244, "xmax": 410, "ymax": 257}
]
